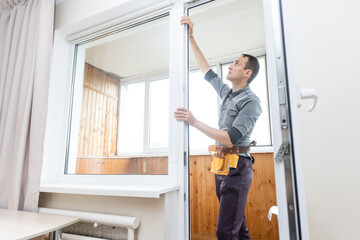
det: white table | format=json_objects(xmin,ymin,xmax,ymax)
[{"xmin": 0, "ymin": 208, "xmax": 79, "ymax": 240}]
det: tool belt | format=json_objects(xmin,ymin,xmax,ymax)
[{"xmin": 208, "ymin": 141, "xmax": 256, "ymax": 175}]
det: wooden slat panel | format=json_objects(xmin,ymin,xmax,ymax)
[
  {"xmin": 103, "ymin": 98, "xmax": 110, "ymax": 156},
  {"xmin": 110, "ymin": 99, "xmax": 118, "ymax": 156},
  {"xmin": 75, "ymin": 156, "xmax": 168, "ymax": 175},
  {"xmin": 99, "ymin": 75, "xmax": 106, "ymax": 157},
  {"xmin": 75, "ymin": 158, "xmax": 102, "ymax": 174},
  {"xmin": 101, "ymin": 158, "xmax": 138, "ymax": 174},
  {"xmin": 190, "ymin": 153, "xmax": 279, "ymax": 240},
  {"xmin": 190, "ymin": 155, "xmax": 218, "ymax": 235},
  {"xmin": 138, "ymin": 157, "xmax": 168, "ymax": 175},
  {"xmin": 78, "ymin": 63, "xmax": 119, "ymax": 158},
  {"xmin": 246, "ymin": 153, "xmax": 279, "ymax": 240}
]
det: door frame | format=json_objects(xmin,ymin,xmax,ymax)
[{"xmin": 183, "ymin": 0, "xmax": 309, "ymax": 239}]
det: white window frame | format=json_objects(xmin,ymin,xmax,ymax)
[
  {"xmin": 117, "ymin": 73, "xmax": 170, "ymax": 157},
  {"xmin": 41, "ymin": 2, "xmax": 186, "ymax": 189},
  {"xmin": 41, "ymin": 3, "xmax": 188, "ymax": 240}
]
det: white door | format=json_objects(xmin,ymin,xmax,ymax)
[{"xmin": 263, "ymin": 0, "xmax": 310, "ymax": 239}]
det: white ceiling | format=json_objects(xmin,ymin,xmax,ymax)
[{"xmin": 84, "ymin": 0, "xmax": 265, "ymax": 80}]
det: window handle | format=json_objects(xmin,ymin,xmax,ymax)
[{"xmin": 296, "ymin": 83, "xmax": 318, "ymax": 112}]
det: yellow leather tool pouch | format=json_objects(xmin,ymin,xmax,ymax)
[{"xmin": 210, "ymin": 152, "xmax": 239, "ymax": 175}]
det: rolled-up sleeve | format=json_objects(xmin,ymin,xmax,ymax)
[{"xmin": 231, "ymin": 100, "xmax": 262, "ymax": 140}]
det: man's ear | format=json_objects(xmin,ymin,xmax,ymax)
[{"xmin": 245, "ymin": 69, "xmax": 252, "ymax": 77}]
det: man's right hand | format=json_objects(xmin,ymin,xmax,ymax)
[
  {"xmin": 181, "ymin": 16, "xmax": 210, "ymax": 74},
  {"xmin": 180, "ymin": 16, "xmax": 194, "ymax": 37}
]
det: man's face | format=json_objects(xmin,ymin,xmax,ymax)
[{"xmin": 226, "ymin": 56, "xmax": 249, "ymax": 82}]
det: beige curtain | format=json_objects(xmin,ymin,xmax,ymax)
[{"xmin": 0, "ymin": 0, "xmax": 54, "ymax": 211}]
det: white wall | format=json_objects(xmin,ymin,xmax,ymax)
[
  {"xmin": 282, "ymin": 0, "xmax": 360, "ymax": 239},
  {"xmin": 55, "ymin": 0, "xmax": 130, "ymax": 29}
]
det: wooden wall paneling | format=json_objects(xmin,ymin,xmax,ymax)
[
  {"xmin": 101, "ymin": 158, "xmax": 138, "ymax": 174},
  {"xmin": 246, "ymin": 153, "xmax": 279, "ymax": 240},
  {"xmin": 110, "ymin": 98, "xmax": 118, "ymax": 156},
  {"xmin": 104, "ymin": 95, "xmax": 110, "ymax": 156},
  {"xmin": 83, "ymin": 67, "xmax": 92, "ymax": 156},
  {"xmin": 76, "ymin": 158, "xmax": 102, "ymax": 174},
  {"xmin": 94, "ymin": 80, "xmax": 100, "ymax": 157},
  {"xmin": 88, "ymin": 68, "xmax": 96, "ymax": 156},
  {"xmin": 94, "ymin": 68, "xmax": 103, "ymax": 156},
  {"xmin": 136, "ymin": 157, "xmax": 143, "ymax": 174},
  {"xmin": 76, "ymin": 156, "xmax": 169, "ymax": 175},
  {"xmin": 77, "ymin": 66, "xmax": 87, "ymax": 156},
  {"xmin": 190, "ymin": 155, "xmax": 218, "ymax": 236},
  {"xmin": 190, "ymin": 155, "xmax": 199, "ymax": 233},
  {"xmin": 99, "ymin": 73, "xmax": 106, "ymax": 157},
  {"xmin": 78, "ymin": 64, "xmax": 119, "ymax": 158},
  {"xmin": 106, "ymin": 77, "xmax": 118, "ymax": 157},
  {"xmin": 141, "ymin": 157, "xmax": 168, "ymax": 175},
  {"xmin": 190, "ymin": 153, "xmax": 279, "ymax": 240},
  {"xmin": 77, "ymin": 85, "xmax": 87, "ymax": 156}
]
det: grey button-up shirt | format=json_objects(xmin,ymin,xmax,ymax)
[{"xmin": 205, "ymin": 69, "xmax": 262, "ymax": 147}]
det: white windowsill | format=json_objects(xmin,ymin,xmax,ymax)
[{"xmin": 40, "ymin": 183, "xmax": 179, "ymax": 198}]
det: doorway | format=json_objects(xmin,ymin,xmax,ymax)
[{"xmin": 185, "ymin": 0, "xmax": 279, "ymax": 239}]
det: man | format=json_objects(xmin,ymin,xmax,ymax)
[{"xmin": 174, "ymin": 17, "xmax": 262, "ymax": 240}]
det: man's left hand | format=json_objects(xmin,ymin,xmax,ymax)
[{"xmin": 174, "ymin": 107, "xmax": 197, "ymax": 126}]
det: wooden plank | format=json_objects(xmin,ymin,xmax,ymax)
[
  {"xmin": 103, "ymin": 97, "xmax": 110, "ymax": 156},
  {"xmin": 98, "ymin": 74, "xmax": 106, "ymax": 157},
  {"xmin": 101, "ymin": 158, "xmax": 138, "ymax": 174},
  {"xmin": 77, "ymin": 87, "xmax": 87, "ymax": 156},
  {"xmin": 190, "ymin": 155, "xmax": 199, "ymax": 233},
  {"xmin": 77, "ymin": 66, "xmax": 89, "ymax": 156},
  {"xmin": 88, "ymin": 85, "xmax": 95, "ymax": 156},
  {"xmin": 191, "ymin": 233, "xmax": 217, "ymax": 240},
  {"xmin": 110, "ymin": 99, "xmax": 118, "ymax": 156},
  {"xmin": 83, "ymin": 68, "xmax": 93, "ymax": 156},
  {"xmin": 83, "ymin": 83, "xmax": 119, "ymax": 100},
  {"xmin": 143, "ymin": 157, "xmax": 168, "ymax": 174},
  {"xmin": 76, "ymin": 156, "xmax": 168, "ymax": 175},
  {"xmin": 75, "ymin": 158, "xmax": 102, "ymax": 174}
]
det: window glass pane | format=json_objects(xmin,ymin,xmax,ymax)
[
  {"xmin": 66, "ymin": 15, "xmax": 169, "ymax": 175},
  {"xmin": 149, "ymin": 79, "xmax": 169, "ymax": 149},
  {"xmin": 119, "ymin": 82, "xmax": 145, "ymax": 153},
  {"xmin": 222, "ymin": 56, "xmax": 271, "ymax": 146},
  {"xmin": 189, "ymin": 68, "xmax": 219, "ymax": 152}
]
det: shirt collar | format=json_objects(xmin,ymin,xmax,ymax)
[{"xmin": 230, "ymin": 85, "xmax": 250, "ymax": 97}]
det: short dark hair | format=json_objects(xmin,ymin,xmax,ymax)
[{"xmin": 242, "ymin": 54, "xmax": 260, "ymax": 84}]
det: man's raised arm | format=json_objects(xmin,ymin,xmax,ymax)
[{"xmin": 180, "ymin": 16, "xmax": 210, "ymax": 75}]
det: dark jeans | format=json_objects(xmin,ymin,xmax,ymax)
[{"xmin": 215, "ymin": 156, "xmax": 253, "ymax": 240}]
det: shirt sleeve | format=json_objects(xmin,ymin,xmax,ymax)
[
  {"xmin": 204, "ymin": 69, "xmax": 230, "ymax": 99},
  {"xmin": 231, "ymin": 100, "xmax": 262, "ymax": 141},
  {"xmin": 227, "ymin": 126, "xmax": 243, "ymax": 145}
]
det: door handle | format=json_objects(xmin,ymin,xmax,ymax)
[{"xmin": 296, "ymin": 83, "xmax": 318, "ymax": 112}]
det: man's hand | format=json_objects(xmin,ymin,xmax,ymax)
[
  {"xmin": 180, "ymin": 16, "xmax": 194, "ymax": 37},
  {"xmin": 180, "ymin": 16, "xmax": 210, "ymax": 74},
  {"xmin": 174, "ymin": 107, "xmax": 197, "ymax": 126},
  {"xmin": 174, "ymin": 107, "xmax": 233, "ymax": 147}
]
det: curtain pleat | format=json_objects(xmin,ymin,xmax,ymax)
[{"xmin": 0, "ymin": 0, "xmax": 54, "ymax": 211}]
